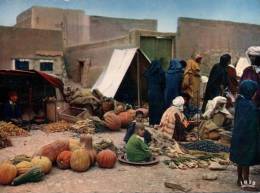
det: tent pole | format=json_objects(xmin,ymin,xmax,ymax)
[{"xmin": 137, "ymin": 51, "xmax": 141, "ymax": 107}]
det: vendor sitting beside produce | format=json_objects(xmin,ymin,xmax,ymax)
[
  {"xmin": 158, "ymin": 96, "xmax": 189, "ymax": 141},
  {"xmin": 126, "ymin": 123, "xmax": 152, "ymax": 162},
  {"xmin": 124, "ymin": 110, "xmax": 151, "ymax": 145},
  {"xmin": 3, "ymin": 91, "xmax": 22, "ymax": 122}
]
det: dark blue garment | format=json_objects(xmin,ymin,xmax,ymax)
[
  {"xmin": 144, "ymin": 60, "xmax": 165, "ymax": 125},
  {"xmin": 183, "ymin": 103, "xmax": 200, "ymax": 120},
  {"xmin": 3, "ymin": 101, "xmax": 22, "ymax": 121},
  {"xmin": 124, "ymin": 122, "xmax": 152, "ymax": 145},
  {"xmin": 230, "ymin": 80, "xmax": 260, "ymax": 166},
  {"xmin": 164, "ymin": 59, "xmax": 184, "ymax": 108}
]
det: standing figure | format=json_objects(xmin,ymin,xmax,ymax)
[
  {"xmin": 240, "ymin": 47, "xmax": 260, "ymax": 107},
  {"xmin": 230, "ymin": 80, "xmax": 259, "ymax": 190},
  {"xmin": 226, "ymin": 62, "xmax": 238, "ymax": 108},
  {"xmin": 3, "ymin": 91, "xmax": 22, "ymax": 122},
  {"xmin": 202, "ymin": 54, "xmax": 231, "ymax": 112},
  {"xmin": 182, "ymin": 54, "xmax": 202, "ymax": 108},
  {"xmin": 144, "ymin": 60, "xmax": 165, "ymax": 126},
  {"xmin": 164, "ymin": 59, "xmax": 184, "ymax": 108}
]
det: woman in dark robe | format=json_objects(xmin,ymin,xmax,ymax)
[
  {"xmin": 230, "ymin": 80, "xmax": 259, "ymax": 189},
  {"xmin": 164, "ymin": 59, "xmax": 184, "ymax": 108},
  {"xmin": 202, "ymin": 54, "xmax": 231, "ymax": 112},
  {"xmin": 144, "ymin": 60, "xmax": 165, "ymax": 126}
]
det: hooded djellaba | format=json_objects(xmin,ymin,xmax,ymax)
[
  {"xmin": 230, "ymin": 80, "xmax": 260, "ymax": 166},
  {"xmin": 202, "ymin": 54, "xmax": 231, "ymax": 112},
  {"xmin": 182, "ymin": 54, "xmax": 202, "ymax": 108},
  {"xmin": 240, "ymin": 46, "xmax": 260, "ymax": 107},
  {"xmin": 164, "ymin": 59, "xmax": 184, "ymax": 108},
  {"xmin": 144, "ymin": 60, "xmax": 165, "ymax": 126}
]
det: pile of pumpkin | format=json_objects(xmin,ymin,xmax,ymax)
[
  {"xmin": 0, "ymin": 135, "xmax": 117, "ymax": 186},
  {"xmin": 103, "ymin": 104, "xmax": 148, "ymax": 131}
]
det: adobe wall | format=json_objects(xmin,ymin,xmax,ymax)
[
  {"xmin": 176, "ymin": 18, "xmax": 260, "ymax": 74},
  {"xmin": 65, "ymin": 36, "xmax": 134, "ymax": 87},
  {"xmin": 0, "ymin": 26, "xmax": 63, "ymax": 75},
  {"xmin": 16, "ymin": 6, "xmax": 90, "ymax": 47},
  {"xmin": 88, "ymin": 16, "xmax": 157, "ymax": 42}
]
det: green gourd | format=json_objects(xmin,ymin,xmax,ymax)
[{"xmin": 11, "ymin": 167, "xmax": 44, "ymax": 186}]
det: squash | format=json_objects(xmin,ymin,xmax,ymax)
[
  {"xmin": 31, "ymin": 156, "xmax": 52, "ymax": 174},
  {"xmin": 69, "ymin": 139, "xmax": 82, "ymax": 152},
  {"xmin": 127, "ymin": 109, "xmax": 136, "ymax": 119},
  {"xmin": 118, "ymin": 111, "xmax": 134, "ymax": 126},
  {"xmin": 70, "ymin": 149, "xmax": 91, "ymax": 172},
  {"xmin": 0, "ymin": 163, "xmax": 17, "ymax": 185},
  {"xmin": 96, "ymin": 149, "xmax": 117, "ymax": 168},
  {"xmin": 11, "ymin": 154, "xmax": 32, "ymax": 165},
  {"xmin": 56, "ymin": 151, "xmax": 72, "ymax": 169},
  {"xmin": 12, "ymin": 167, "xmax": 44, "ymax": 186},
  {"xmin": 80, "ymin": 135, "xmax": 97, "ymax": 166},
  {"xmin": 114, "ymin": 104, "xmax": 125, "ymax": 114},
  {"xmin": 35, "ymin": 140, "xmax": 69, "ymax": 162},
  {"xmin": 16, "ymin": 161, "xmax": 33, "ymax": 175},
  {"xmin": 103, "ymin": 111, "xmax": 121, "ymax": 130}
]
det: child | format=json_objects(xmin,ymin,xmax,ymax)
[
  {"xmin": 230, "ymin": 80, "xmax": 259, "ymax": 191},
  {"xmin": 123, "ymin": 110, "xmax": 151, "ymax": 144},
  {"xmin": 126, "ymin": 123, "xmax": 152, "ymax": 162}
]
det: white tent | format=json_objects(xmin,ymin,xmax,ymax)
[
  {"xmin": 92, "ymin": 48, "xmax": 150, "ymax": 105},
  {"xmin": 236, "ymin": 57, "xmax": 250, "ymax": 77}
]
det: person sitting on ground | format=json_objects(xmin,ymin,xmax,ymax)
[
  {"xmin": 3, "ymin": 91, "xmax": 22, "ymax": 122},
  {"xmin": 159, "ymin": 96, "xmax": 189, "ymax": 141},
  {"xmin": 124, "ymin": 110, "xmax": 151, "ymax": 145},
  {"xmin": 181, "ymin": 93, "xmax": 200, "ymax": 120},
  {"xmin": 126, "ymin": 122, "xmax": 152, "ymax": 162},
  {"xmin": 230, "ymin": 80, "xmax": 260, "ymax": 191}
]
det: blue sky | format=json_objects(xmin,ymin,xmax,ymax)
[{"xmin": 0, "ymin": 0, "xmax": 260, "ymax": 32}]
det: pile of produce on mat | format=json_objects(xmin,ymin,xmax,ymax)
[
  {"xmin": 0, "ymin": 135, "xmax": 118, "ymax": 186},
  {"xmin": 0, "ymin": 121, "xmax": 29, "ymax": 137}
]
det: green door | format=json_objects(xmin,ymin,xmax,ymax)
[{"xmin": 140, "ymin": 37, "xmax": 172, "ymax": 70}]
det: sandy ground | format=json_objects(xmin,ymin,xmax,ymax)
[{"xmin": 0, "ymin": 130, "xmax": 260, "ymax": 193}]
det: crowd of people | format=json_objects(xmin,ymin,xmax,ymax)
[{"xmin": 123, "ymin": 46, "xmax": 260, "ymax": 190}]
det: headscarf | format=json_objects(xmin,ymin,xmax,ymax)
[
  {"xmin": 172, "ymin": 96, "xmax": 185, "ymax": 111},
  {"xmin": 145, "ymin": 60, "xmax": 164, "ymax": 76},
  {"xmin": 219, "ymin": 54, "xmax": 231, "ymax": 67},
  {"xmin": 203, "ymin": 96, "xmax": 232, "ymax": 119},
  {"xmin": 239, "ymin": 80, "xmax": 258, "ymax": 100},
  {"xmin": 167, "ymin": 59, "xmax": 183, "ymax": 74},
  {"xmin": 246, "ymin": 46, "xmax": 260, "ymax": 57}
]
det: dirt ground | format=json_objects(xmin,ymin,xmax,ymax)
[{"xmin": 0, "ymin": 130, "xmax": 260, "ymax": 193}]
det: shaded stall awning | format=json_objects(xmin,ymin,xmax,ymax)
[
  {"xmin": 0, "ymin": 70, "xmax": 64, "ymax": 95},
  {"xmin": 92, "ymin": 48, "xmax": 150, "ymax": 99}
]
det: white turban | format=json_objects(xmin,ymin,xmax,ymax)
[
  {"xmin": 203, "ymin": 96, "xmax": 232, "ymax": 119},
  {"xmin": 172, "ymin": 96, "xmax": 185, "ymax": 111},
  {"xmin": 246, "ymin": 46, "xmax": 260, "ymax": 56}
]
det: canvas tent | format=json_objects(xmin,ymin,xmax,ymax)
[
  {"xmin": 236, "ymin": 56, "xmax": 250, "ymax": 77},
  {"xmin": 92, "ymin": 48, "xmax": 150, "ymax": 106}
]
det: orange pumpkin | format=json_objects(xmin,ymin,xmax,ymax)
[
  {"xmin": 127, "ymin": 109, "xmax": 136, "ymax": 119},
  {"xmin": 35, "ymin": 140, "xmax": 69, "ymax": 162},
  {"xmin": 56, "ymin": 151, "xmax": 72, "ymax": 169},
  {"xmin": 0, "ymin": 163, "xmax": 17, "ymax": 185},
  {"xmin": 70, "ymin": 149, "xmax": 91, "ymax": 172},
  {"xmin": 117, "ymin": 111, "xmax": 134, "ymax": 126},
  {"xmin": 96, "ymin": 149, "xmax": 117, "ymax": 168},
  {"xmin": 103, "ymin": 111, "xmax": 121, "ymax": 130}
]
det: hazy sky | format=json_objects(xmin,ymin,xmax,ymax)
[{"xmin": 0, "ymin": 0, "xmax": 260, "ymax": 32}]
